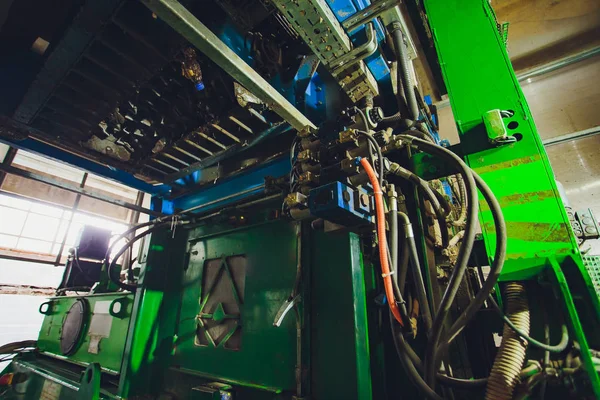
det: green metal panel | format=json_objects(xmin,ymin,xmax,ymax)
[
  {"xmin": 309, "ymin": 230, "xmax": 373, "ymax": 400},
  {"xmin": 118, "ymin": 229, "xmax": 189, "ymax": 397},
  {"xmin": 174, "ymin": 221, "xmax": 298, "ymax": 393},
  {"xmin": 423, "ymin": 0, "xmax": 578, "ymax": 279},
  {"xmin": 547, "ymin": 258, "xmax": 600, "ymax": 396},
  {"xmin": 36, "ymin": 293, "xmax": 134, "ymax": 374},
  {"xmin": 423, "ymin": 0, "xmax": 600, "ymax": 396}
]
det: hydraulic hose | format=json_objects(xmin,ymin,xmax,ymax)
[
  {"xmin": 432, "ymin": 188, "xmax": 452, "ymax": 216},
  {"xmin": 389, "ymin": 162, "xmax": 450, "ymax": 247},
  {"xmin": 106, "ymin": 222, "xmax": 174, "ymax": 292},
  {"xmin": 399, "ymin": 127, "xmax": 436, "ymax": 143},
  {"xmin": 396, "ymin": 135, "xmax": 479, "ymax": 389},
  {"xmin": 440, "ymin": 172, "xmax": 507, "ymax": 348},
  {"xmin": 389, "ymin": 22, "xmax": 419, "ymax": 121},
  {"xmin": 398, "ymin": 236, "xmax": 410, "ymax": 292},
  {"xmin": 398, "ymin": 211, "xmax": 433, "ymax": 333},
  {"xmin": 486, "ymin": 282, "xmax": 530, "ymax": 400},
  {"xmin": 390, "ymin": 314, "xmax": 486, "ymax": 400},
  {"xmin": 380, "ymin": 112, "xmax": 402, "ymax": 124},
  {"xmin": 360, "ymin": 157, "xmax": 404, "ymax": 326},
  {"xmin": 390, "ymin": 312, "xmax": 444, "ymax": 400},
  {"xmin": 357, "ymin": 130, "xmax": 384, "ymax": 187},
  {"xmin": 451, "ymin": 174, "xmax": 468, "ymax": 227},
  {"xmin": 489, "ymin": 296, "xmax": 569, "ymax": 353}
]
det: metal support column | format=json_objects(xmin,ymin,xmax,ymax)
[
  {"xmin": 54, "ymin": 173, "xmax": 88, "ymax": 265},
  {"xmin": 0, "ymin": 146, "xmax": 17, "ymax": 188}
]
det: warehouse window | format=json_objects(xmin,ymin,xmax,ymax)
[
  {"xmin": 0, "ymin": 193, "xmax": 130, "ymax": 262},
  {"xmin": 0, "ymin": 147, "xmax": 145, "ymax": 265}
]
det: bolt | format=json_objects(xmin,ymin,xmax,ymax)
[
  {"xmin": 359, "ymin": 193, "xmax": 370, "ymax": 207},
  {"xmin": 342, "ymin": 191, "xmax": 351, "ymax": 202}
]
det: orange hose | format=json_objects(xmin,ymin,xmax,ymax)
[{"xmin": 360, "ymin": 157, "xmax": 404, "ymax": 326}]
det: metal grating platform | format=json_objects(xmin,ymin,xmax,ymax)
[{"xmin": 583, "ymin": 255, "xmax": 600, "ymax": 301}]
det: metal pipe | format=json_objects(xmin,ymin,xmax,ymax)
[
  {"xmin": 162, "ymin": 152, "xmax": 190, "ymax": 166},
  {"xmin": 141, "ymin": 0, "xmax": 316, "ymax": 132},
  {"xmin": 196, "ymin": 131, "xmax": 227, "ymax": 150},
  {"xmin": 0, "ymin": 163, "xmax": 164, "ymax": 217},
  {"xmin": 180, "ymin": 185, "xmax": 266, "ymax": 215},
  {"xmin": 543, "ymin": 125, "xmax": 600, "ymax": 146},
  {"xmin": 173, "ymin": 145, "xmax": 202, "ymax": 162},
  {"xmin": 184, "ymin": 139, "xmax": 213, "ymax": 155},
  {"xmin": 151, "ymin": 158, "xmax": 180, "ymax": 172},
  {"xmin": 211, "ymin": 123, "xmax": 241, "ymax": 143},
  {"xmin": 229, "ymin": 116, "xmax": 253, "ymax": 134},
  {"xmin": 518, "ymin": 46, "xmax": 600, "ymax": 83}
]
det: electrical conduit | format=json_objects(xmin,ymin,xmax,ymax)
[
  {"xmin": 486, "ymin": 282, "xmax": 530, "ymax": 400},
  {"xmin": 360, "ymin": 157, "xmax": 404, "ymax": 326}
]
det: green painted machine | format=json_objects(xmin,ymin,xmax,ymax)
[{"xmin": 1, "ymin": 0, "xmax": 599, "ymax": 399}]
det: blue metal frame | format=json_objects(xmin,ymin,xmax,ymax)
[
  {"xmin": 163, "ymin": 156, "xmax": 291, "ymax": 215},
  {"xmin": 0, "ymin": 136, "xmax": 171, "ymax": 195},
  {"xmin": 326, "ymin": 0, "xmax": 390, "ymax": 82},
  {"xmin": 2, "ymin": 0, "xmax": 399, "ymax": 216}
]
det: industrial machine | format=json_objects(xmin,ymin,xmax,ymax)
[{"xmin": 0, "ymin": 0, "xmax": 599, "ymax": 399}]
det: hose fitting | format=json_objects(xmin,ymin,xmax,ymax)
[{"xmin": 486, "ymin": 282, "xmax": 530, "ymax": 400}]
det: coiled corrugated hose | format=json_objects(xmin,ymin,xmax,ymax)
[{"xmin": 486, "ymin": 282, "xmax": 530, "ymax": 400}]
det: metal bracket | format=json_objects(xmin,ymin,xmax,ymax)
[
  {"xmin": 78, "ymin": 363, "xmax": 101, "ymax": 400},
  {"xmin": 273, "ymin": 295, "xmax": 301, "ymax": 327},
  {"xmin": 269, "ymin": 0, "xmax": 378, "ymax": 102},
  {"xmin": 331, "ymin": 23, "xmax": 378, "ymax": 76},
  {"xmin": 342, "ymin": 0, "xmax": 400, "ymax": 33},
  {"xmin": 483, "ymin": 109, "xmax": 514, "ymax": 146}
]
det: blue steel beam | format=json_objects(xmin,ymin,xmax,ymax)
[
  {"xmin": 170, "ymin": 156, "xmax": 290, "ymax": 215},
  {"xmin": 0, "ymin": 136, "xmax": 171, "ymax": 195}
]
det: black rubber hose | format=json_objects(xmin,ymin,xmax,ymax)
[
  {"xmin": 432, "ymin": 189, "xmax": 452, "ymax": 216},
  {"xmin": 390, "ymin": 22, "xmax": 419, "ymax": 121},
  {"xmin": 395, "ymin": 327, "xmax": 489, "ymax": 388},
  {"xmin": 398, "ymin": 211, "xmax": 433, "ymax": 333},
  {"xmin": 380, "ymin": 112, "xmax": 402, "ymax": 124},
  {"xmin": 107, "ymin": 223, "xmax": 171, "ymax": 292},
  {"xmin": 398, "ymin": 237, "xmax": 410, "ymax": 292},
  {"xmin": 415, "ymin": 86, "xmax": 438, "ymax": 131},
  {"xmin": 489, "ymin": 296, "xmax": 569, "ymax": 353},
  {"xmin": 398, "ymin": 128, "xmax": 435, "ymax": 142},
  {"xmin": 389, "ymin": 163, "xmax": 450, "ymax": 248},
  {"xmin": 387, "ymin": 248, "xmax": 411, "ymax": 324},
  {"xmin": 396, "ymin": 135, "xmax": 479, "ymax": 388},
  {"xmin": 439, "ymin": 171, "xmax": 507, "ymax": 348},
  {"xmin": 390, "ymin": 312, "xmax": 444, "ymax": 400},
  {"xmin": 357, "ymin": 130, "xmax": 384, "ymax": 188}
]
